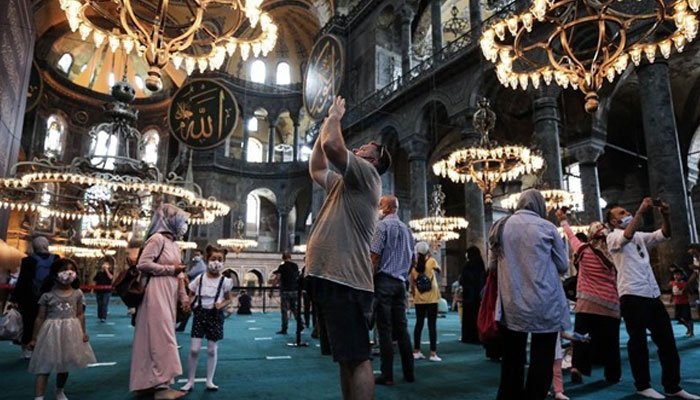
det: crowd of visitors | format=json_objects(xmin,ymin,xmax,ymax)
[{"xmin": 4, "ymin": 97, "xmax": 700, "ymax": 400}]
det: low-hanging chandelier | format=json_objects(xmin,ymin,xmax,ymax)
[
  {"xmin": 176, "ymin": 241, "xmax": 198, "ymax": 250},
  {"xmin": 49, "ymin": 244, "xmax": 116, "ymax": 258},
  {"xmin": 433, "ymin": 98, "xmax": 544, "ymax": 203},
  {"xmin": 217, "ymin": 217, "xmax": 257, "ymax": 253},
  {"xmin": 480, "ymin": 0, "xmax": 700, "ymax": 112},
  {"xmin": 59, "ymin": 0, "xmax": 278, "ymax": 91},
  {"xmin": 501, "ymin": 189, "xmax": 584, "ymax": 212},
  {"xmin": 0, "ymin": 80, "xmax": 229, "ymax": 240},
  {"xmin": 409, "ymin": 184, "xmax": 468, "ymax": 243}
]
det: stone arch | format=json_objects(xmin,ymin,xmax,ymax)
[
  {"xmin": 244, "ymin": 187, "xmax": 278, "ymax": 250},
  {"xmin": 223, "ymin": 269, "xmax": 240, "ymax": 287}
]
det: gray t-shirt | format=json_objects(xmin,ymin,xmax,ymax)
[{"xmin": 306, "ymin": 151, "xmax": 381, "ymax": 292}]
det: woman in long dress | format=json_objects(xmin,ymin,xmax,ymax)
[{"xmin": 129, "ymin": 205, "xmax": 191, "ymax": 399}]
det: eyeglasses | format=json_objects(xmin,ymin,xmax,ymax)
[{"xmin": 368, "ymin": 141, "xmax": 385, "ymax": 161}]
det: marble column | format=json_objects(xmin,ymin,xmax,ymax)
[
  {"xmin": 267, "ymin": 116, "xmax": 276, "ymax": 163},
  {"xmin": 400, "ymin": 5, "xmax": 414, "ymax": 76},
  {"xmin": 637, "ymin": 60, "xmax": 692, "ymax": 267},
  {"xmin": 569, "ymin": 138, "xmax": 605, "ymax": 223},
  {"xmin": 404, "ymin": 137, "xmax": 429, "ymax": 220},
  {"xmin": 464, "ymin": 182, "xmax": 486, "ymax": 253},
  {"xmin": 242, "ymin": 114, "xmax": 250, "ymax": 161},
  {"xmin": 532, "ymin": 86, "xmax": 564, "ymax": 189},
  {"xmin": 278, "ymin": 211, "xmax": 289, "ymax": 252},
  {"xmin": 430, "ymin": 0, "xmax": 443, "ymax": 55},
  {"xmin": 0, "ymin": 0, "xmax": 35, "ymax": 239},
  {"xmin": 292, "ymin": 120, "xmax": 300, "ymax": 161}
]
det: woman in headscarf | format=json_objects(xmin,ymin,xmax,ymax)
[
  {"xmin": 459, "ymin": 246, "xmax": 485, "ymax": 344},
  {"xmin": 488, "ymin": 189, "xmax": 569, "ymax": 400},
  {"xmin": 9, "ymin": 236, "xmax": 59, "ymax": 359},
  {"xmin": 129, "ymin": 204, "xmax": 191, "ymax": 399},
  {"xmin": 556, "ymin": 209, "xmax": 620, "ymax": 385}
]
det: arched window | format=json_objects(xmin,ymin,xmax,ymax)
[
  {"xmin": 247, "ymin": 138, "xmax": 264, "ymax": 163},
  {"xmin": 250, "ymin": 60, "xmax": 266, "ymax": 83},
  {"xmin": 276, "ymin": 62, "xmax": 291, "ymax": 84},
  {"xmin": 90, "ymin": 130, "xmax": 119, "ymax": 170},
  {"xmin": 247, "ymin": 117, "xmax": 258, "ymax": 132},
  {"xmin": 246, "ymin": 193, "xmax": 260, "ymax": 236},
  {"xmin": 141, "ymin": 129, "xmax": 160, "ymax": 165},
  {"xmin": 57, "ymin": 53, "xmax": 73, "ymax": 74},
  {"xmin": 44, "ymin": 114, "xmax": 66, "ymax": 158}
]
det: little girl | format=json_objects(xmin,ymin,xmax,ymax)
[
  {"xmin": 28, "ymin": 258, "xmax": 96, "ymax": 400},
  {"xmin": 180, "ymin": 245, "xmax": 233, "ymax": 392},
  {"xmin": 552, "ymin": 331, "xmax": 590, "ymax": 400}
]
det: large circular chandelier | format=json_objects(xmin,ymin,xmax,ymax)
[
  {"xmin": 409, "ymin": 184, "xmax": 468, "ymax": 244},
  {"xmin": 0, "ymin": 81, "xmax": 229, "ymax": 236},
  {"xmin": 501, "ymin": 189, "xmax": 583, "ymax": 211},
  {"xmin": 59, "ymin": 0, "xmax": 278, "ymax": 91},
  {"xmin": 49, "ymin": 245, "xmax": 116, "ymax": 258},
  {"xmin": 433, "ymin": 98, "xmax": 544, "ymax": 203},
  {"xmin": 480, "ymin": 0, "xmax": 700, "ymax": 112}
]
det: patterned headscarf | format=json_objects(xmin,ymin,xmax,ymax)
[
  {"xmin": 146, "ymin": 204, "xmax": 190, "ymax": 239},
  {"xmin": 586, "ymin": 221, "xmax": 614, "ymax": 269}
]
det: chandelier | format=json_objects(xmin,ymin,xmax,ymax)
[
  {"xmin": 479, "ymin": 0, "xmax": 700, "ymax": 112},
  {"xmin": 49, "ymin": 244, "xmax": 116, "ymax": 258},
  {"xmin": 409, "ymin": 184, "xmax": 468, "ymax": 243},
  {"xmin": 433, "ymin": 98, "xmax": 544, "ymax": 203},
  {"xmin": 59, "ymin": 0, "xmax": 278, "ymax": 91},
  {"xmin": 501, "ymin": 189, "xmax": 583, "ymax": 212},
  {"xmin": 292, "ymin": 244, "xmax": 306, "ymax": 253},
  {"xmin": 217, "ymin": 217, "xmax": 257, "ymax": 253},
  {"xmin": 0, "ymin": 80, "xmax": 229, "ymax": 239},
  {"xmin": 176, "ymin": 241, "xmax": 198, "ymax": 250},
  {"xmin": 443, "ymin": 6, "xmax": 470, "ymax": 37}
]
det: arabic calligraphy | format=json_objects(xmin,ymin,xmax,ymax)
[
  {"xmin": 168, "ymin": 80, "xmax": 239, "ymax": 150},
  {"xmin": 304, "ymin": 35, "xmax": 344, "ymax": 120}
]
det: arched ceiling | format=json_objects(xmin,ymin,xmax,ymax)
[{"xmin": 33, "ymin": 0, "xmax": 333, "ymax": 97}]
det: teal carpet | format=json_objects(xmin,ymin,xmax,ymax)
[{"xmin": 2, "ymin": 296, "xmax": 700, "ymax": 399}]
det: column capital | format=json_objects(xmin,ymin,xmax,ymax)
[
  {"xmin": 402, "ymin": 135, "xmax": 429, "ymax": 161},
  {"xmin": 400, "ymin": 4, "xmax": 415, "ymax": 23},
  {"xmin": 568, "ymin": 137, "xmax": 606, "ymax": 164}
]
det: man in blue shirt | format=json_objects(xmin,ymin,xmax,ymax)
[{"xmin": 370, "ymin": 195, "xmax": 415, "ymax": 385}]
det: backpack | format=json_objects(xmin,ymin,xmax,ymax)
[
  {"xmin": 415, "ymin": 271, "xmax": 433, "ymax": 293},
  {"xmin": 114, "ymin": 239, "xmax": 165, "ymax": 308}
]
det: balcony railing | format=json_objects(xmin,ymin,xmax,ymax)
[{"xmin": 345, "ymin": 1, "xmax": 522, "ymax": 126}]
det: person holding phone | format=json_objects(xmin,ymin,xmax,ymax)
[{"xmin": 605, "ymin": 198, "xmax": 699, "ymax": 400}]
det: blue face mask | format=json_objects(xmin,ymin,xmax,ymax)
[{"xmin": 618, "ymin": 215, "xmax": 633, "ymax": 228}]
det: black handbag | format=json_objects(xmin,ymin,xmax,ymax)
[{"xmin": 563, "ymin": 275, "xmax": 578, "ymax": 301}]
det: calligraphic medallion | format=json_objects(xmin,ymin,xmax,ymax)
[
  {"xmin": 26, "ymin": 61, "xmax": 43, "ymax": 113},
  {"xmin": 303, "ymin": 34, "xmax": 344, "ymax": 120},
  {"xmin": 168, "ymin": 79, "xmax": 239, "ymax": 150}
]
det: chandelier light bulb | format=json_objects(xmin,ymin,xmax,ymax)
[{"xmin": 93, "ymin": 30, "xmax": 106, "ymax": 48}]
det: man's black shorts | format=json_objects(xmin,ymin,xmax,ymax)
[{"xmin": 307, "ymin": 277, "xmax": 374, "ymax": 363}]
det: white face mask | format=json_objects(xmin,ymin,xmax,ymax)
[
  {"xmin": 192, "ymin": 255, "xmax": 202, "ymax": 262},
  {"xmin": 208, "ymin": 261, "xmax": 223, "ymax": 274},
  {"xmin": 618, "ymin": 215, "xmax": 633, "ymax": 228},
  {"xmin": 57, "ymin": 270, "xmax": 77, "ymax": 285}
]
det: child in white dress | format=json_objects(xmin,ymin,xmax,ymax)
[
  {"xmin": 180, "ymin": 245, "xmax": 233, "ymax": 392},
  {"xmin": 28, "ymin": 258, "xmax": 96, "ymax": 400}
]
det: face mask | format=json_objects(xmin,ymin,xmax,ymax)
[
  {"xmin": 193, "ymin": 255, "xmax": 202, "ymax": 262},
  {"xmin": 208, "ymin": 261, "xmax": 223, "ymax": 274},
  {"xmin": 177, "ymin": 223, "xmax": 188, "ymax": 238},
  {"xmin": 618, "ymin": 215, "xmax": 633, "ymax": 228},
  {"xmin": 57, "ymin": 270, "xmax": 77, "ymax": 285}
]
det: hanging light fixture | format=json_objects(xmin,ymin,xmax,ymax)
[
  {"xmin": 433, "ymin": 98, "xmax": 544, "ymax": 203},
  {"xmin": 500, "ymin": 189, "xmax": 583, "ymax": 212},
  {"xmin": 49, "ymin": 244, "xmax": 116, "ymax": 258},
  {"xmin": 409, "ymin": 184, "xmax": 468, "ymax": 244},
  {"xmin": 176, "ymin": 241, "xmax": 198, "ymax": 250},
  {"xmin": 443, "ymin": 6, "xmax": 470, "ymax": 37},
  {"xmin": 58, "ymin": 0, "xmax": 278, "ymax": 91},
  {"xmin": 0, "ymin": 80, "xmax": 229, "ymax": 236},
  {"xmin": 479, "ymin": 0, "xmax": 700, "ymax": 112},
  {"xmin": 217, "ymin": 217, "xmax": 257, "ymax": 253}
]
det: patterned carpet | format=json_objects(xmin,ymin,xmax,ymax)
[{"xmin": 1, "ymin": 296, "xmax": 699, "ymax": 399}]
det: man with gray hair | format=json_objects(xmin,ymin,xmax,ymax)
[{"xmin": 9, "ymin": 236, "xmax": 58, "ymax": 359}]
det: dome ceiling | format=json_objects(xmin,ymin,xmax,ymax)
[{"xmin": 34, "ymin": 0, "xmax": 333, "ymax": 96}]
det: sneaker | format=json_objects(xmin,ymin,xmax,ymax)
[
  {"xmin": 412, "ymin": 352, "xmax": 425, "ymax": 360},
  {"xmin": 374, "ymin": 376, "xmax": 394, "ymax": 386},
  {"xmin": 179, "ymin": 382, "xmax": 193, "ymax": 392},
  {"xmin": 205, "ymin": 383, "xmax": 219, "ymax": 391},
  {"xmin": 637, "ymin": 388, "xmax": 665, "ymax": 399},
  {"xmin": 429, "ymin": 354, "xmax": 442, "ymax": 362},
  {"xmin": 666, "ymin": 389, "xmax": 700, "ymax": 400}
]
